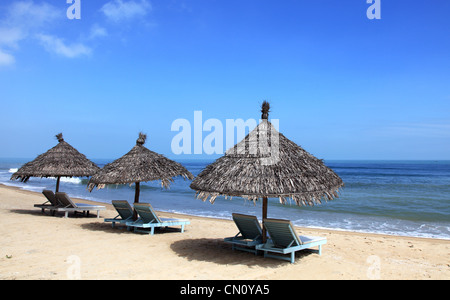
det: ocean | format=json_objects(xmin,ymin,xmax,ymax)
[{"xmin": 1, "ymin": 158, "xmax": 449, "ymax": 240}]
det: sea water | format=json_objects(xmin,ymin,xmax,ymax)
[{"xmin": 1, "ymin": 158, "xmax": 449, "ymax": 240}]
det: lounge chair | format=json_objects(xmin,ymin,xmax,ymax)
[
  {"xmin": 104, "ymin": 200, "xmax": 135, "ymax": 229},
  {"xmin": 256, "ymin": 218, "xmax": 327, "ymax": 263},
  {"xmin": 224, "ymin": 213, "xmax": 263, "ymax": 255},
  {"xmin": 34, "ymin": 190, "xmax": 60, "ymax": 214},
  {"xmin": 126, "ymin": 203, "xmax": 189, "ymax": 235},
  {"xmin": 55, "ymin": 192, "xmax": 106, "ymax": 218}
]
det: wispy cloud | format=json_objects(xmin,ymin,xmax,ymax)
[
  {"xmin": 373, "ymin": 122, "xmax": 450, "ymax": 138},
  {"xmin": 0, "ymin": 27, "xmax": 21, "ymax": 66},
  {"xmin": 4, "ymin": 0, "xmax": 61, "ymax": 29},
  {"xmin": 0, "ymin": 49, "xmax": 15, "ymax": 66},
  {"xmin": 89, "ymin": 24, "xmax": 108, "ymax": 40},
  {"xmin": 0, "ymin": 1, "xmax": 63, "ymax": 65},
  {"xmin": 100, "ymin": 0, "xmax": 151, "ymax": 22},
  {"xmin": 0, "ymin": 1, "xmax": 105, "ymax": 65},
  {"xmin": 0, "ymin": 0, "xmax": 153, "ymax": 66},
  {"xmin": 0, "ymin": 0, "xmax": 62, "ymax": 66},
  {"xmin": 36, "ymin": 34, "xmax": 92, "ymax": 58},
  {"xmin": 0, "ymin": 27, "xmax": 24, "ymax": 49}
]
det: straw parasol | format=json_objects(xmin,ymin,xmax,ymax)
[
  {"xmin": 10, "ymin": 133, "xmax": 100, "ymax": 193},
  {"xmin": 190, "ymin": 102, "xmax": 344, "ymax": 241},
  {"xmin": 88, "ymin": 133, "xmax": 194, "ymax": 218}
]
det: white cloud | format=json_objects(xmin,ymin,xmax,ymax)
[
  {"xmin": 373, "ymin": 122, "xmax": 450, "ymax": 138},
  {"xmin": 5, "ymin": 0, "xmax": 61, "ymax": 30},
  {"xmin": 0, "ymin": 1, "xmax": 102, "ymax": 64},
  {"xmin": 0, "ymin": 27, "xmax": 24, "ymax": 49},
  {"xmin": 0, "ymin": 1, "xmax": 62, "ymax": 65},
  {"xmin": 0, "ymin": 0, "xmax": 152, "ymax": 66},
  {"xmin": 37, "ymin": 34, "xmax": 92, "ymax": 58},
  {"xmin": 101, "ymin": 0, "xmax": 151, "ymax": 22},
  {"xmin": 0, "ymin": 49, "xmax": 15, "ymax": 66},
  {"xmin": 89, "ymin": 24, "xmax": 108, "ymax": 40}
]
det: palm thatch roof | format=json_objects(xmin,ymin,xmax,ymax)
[
  {"xmin": 190, "ymin": 102, "xmax": 344, "ymax": 206},
  {"xmin": 10, "ymin": 133, "xmax": 100, "ymax": 183},
  {"xmin": 88, "ymin": 133, "xmax": 194, "ymax": 191}
]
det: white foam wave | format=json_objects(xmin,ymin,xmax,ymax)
[
  {"xmin": 45, "ymin": 177, "xmax": 83, "ymax": 184},
  {"xmin": 0, "ymin": 180, "xmax": 48, "ymax": 192},
  {"xmin": 59, "ymin": 177, "xmax": 82, "ymax": 184},
  {"xmin": 5, "ymin": 169, "xmax": 82, "ymax": 184}
]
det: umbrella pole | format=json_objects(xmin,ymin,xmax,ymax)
[
  {"xmin": 133, "ymin": 182, "xmax": 140, "ymax": 220},
  {"xmin": 262, "ymin": 197, "xmax": 268, "ymax": 242},
  {"xmin": 55, "ymin": 176, "xmax": 61, "ymax": 193}
]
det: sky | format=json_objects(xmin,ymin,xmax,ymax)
[{"xmin": 0, "ymin": 0, "xmax": 449, "ymax": 161}]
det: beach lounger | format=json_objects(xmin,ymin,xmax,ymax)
[
  {"xmin": 224, "ymin": 213, "xmax": 263, "ymax": 255},
  {"xmin": 104, "ymin": 200, "xmax": 135, "ymax": 229},
  {"xmin": 34, "ymin": 190, "xmax": 60, "ymax": 214},
  {"xmin": 127, "ymin": 203, "xmax": 190, "ymax": 235},
  {"xmin": 256, "ymin": 218, "xmax": 327, "ymax": 263},
  {"xmin": 55, "ymin": 192, "xmax": 106, "ymax": 218}
]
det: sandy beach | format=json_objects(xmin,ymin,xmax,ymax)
[{"xmin": 0, "ymin": 184, "xmax": 448, "ymax": 280}]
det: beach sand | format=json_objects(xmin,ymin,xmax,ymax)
[{"xmin": 0, "ymin": 184, "xmax": 449, "ymax": 280}]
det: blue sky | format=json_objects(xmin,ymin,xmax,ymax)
[{"xmin": 0, "ymin": 0, "xmax": 449, "ymax": 160}]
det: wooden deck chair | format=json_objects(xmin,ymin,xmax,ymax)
[
  {"xmin": 256, "ymin": 218, "xmax": 327, "ymax": 263},
  {"xmin": 34, "ymin": 190, "xmax": 60, "ymax": 214},
  {"xmin": 224, "ymin": 213, "xmax": 263, "ymax": 255},
  {"xmin": 104, "ymin": 200, "xmax": 135, "ymax": 229},
  {"xmin": 55, "ymin": 192, "xmax": 106, "ymax": 218},
  {"xmin": 127, "ymin": 203, "xmax": 189, "ymax": 235}
]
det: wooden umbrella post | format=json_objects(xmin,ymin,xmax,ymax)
[
  {"xmin": 133, "ymin": 181, "xmax": 140, "ymax": 220},
  {"xmin": 55, "ymin": 176, "xmax": 61, "ymax": 193},
  {"xmin": 262, "ymin": 197, "xmax": 268, "ymax": 242}
]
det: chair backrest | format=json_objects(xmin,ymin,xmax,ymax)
[
  {"xmin": 42, "ymin": 190, "xmax": 58, "ymax": 206},
  {"xmin": 133, "ymin": 203, "xmax": 161, "ymax": 224},
  {"xmin": 232, "ymin": 213, "xmax": 262, "ymax": 240},
  {"xmin": 55, "ymin": 192, "xmax": 77, "ymax": 208},
  {"xmin": 112, "ymin": 200, "xmax": 133, "ymax": 220},
  {"xmin": 263, "ymin": 218, "xmax": 302, "ymax": 248}
]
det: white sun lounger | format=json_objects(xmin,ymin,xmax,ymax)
[
  {"xmin": 256, "ymin": 218, "xmax": 327, "ymax": 263},
  {"xmin": 55, "ymin": 192, "xmax": 106, "ymax": 218}
]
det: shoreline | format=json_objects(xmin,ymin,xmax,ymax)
[
  {"xmin": 2, "ymin": 183, "xmax": 448, "ymax": 242},
  {"xmin": 1, "ymin": 184, "xmax": 449, "ymax": 279}
]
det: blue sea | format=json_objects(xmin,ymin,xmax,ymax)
[{"xmin": 1, "ymin": 158, "xmax": 449, "ymax": 240}]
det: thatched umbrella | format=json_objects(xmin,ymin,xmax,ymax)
[
  {"xmin": 190, "ymin": 102, "xmax": 344, "ymax": 241},
  {"xmin": 88, "ymin": 133, "xmax": 194, "ymax": 218},
  {"xmin": 11, "ymin": 133, "xmax": 100, "ymax": 193}
]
